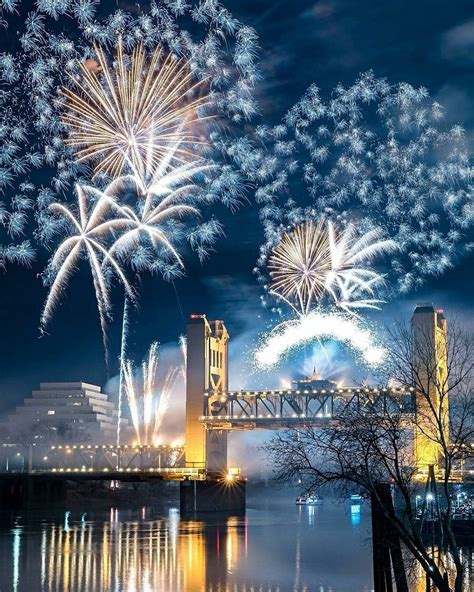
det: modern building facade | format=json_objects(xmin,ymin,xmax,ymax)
[
  {"xmin": 185, "ymin": 314, "xmax": 229, "ymax": 472},
  {"xmin": 4, "ymin": 382, "xmax": 130, "ymax": 443}
]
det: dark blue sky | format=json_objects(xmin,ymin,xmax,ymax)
[{"xmin": 0, "ymin": 0, "xmax": 473, "ymax": 411}]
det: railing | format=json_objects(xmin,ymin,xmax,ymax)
[{"xmin": 0, "ymin": 443, "xmax": 185, "ymax": 473}]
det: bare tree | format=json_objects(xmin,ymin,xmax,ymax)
[{"xmin": 264, "ymin": 316, "xmax": 474, "ymax": 592}]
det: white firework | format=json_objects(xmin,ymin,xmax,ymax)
[
  {"xmin": 268, "ymin": 219, "xmax": 396, "ymax": 317},
  {"xmin": 123, "ymin": 341, "xmax": 179, "ymax": 446},
  {"xmin": 325, "ymin": 221, "xmax": 397, "ymax": 314},
  {"xmin": 105, "ymin": 141, "xmax": 211, "ymax": 267},
  {"xmin": 40, "ymin": 183, "xmax": 135, "ymax": 363},
  {"xmin": 255, "ymin": 310, "xmax": 386, "ymax": 370}
]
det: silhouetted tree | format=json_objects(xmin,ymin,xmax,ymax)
[{"xmin": 265, "ymin": 318, "xmax": 473, "ymax": 592}]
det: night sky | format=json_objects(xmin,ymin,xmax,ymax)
[{"xmin": 1, "ymin": 0, "xmax": 473, "ymax": 414}]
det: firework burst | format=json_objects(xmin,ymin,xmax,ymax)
[
  {"xmin": 252, "ymin": 72, "xmax": 473, "ymax": 292},
  {"xmin": 105, "ymin": 141, "xmax": 213, "ymax": 270},
  {"xmin": 268, "ymin": 219, "xmax": 396, "ymax": 316},
  {"xmin": 268, "ymin": 219, "xmax": 331, "ymax": 316},
  {"xmin": 40, "ymin": 184, "xmax": 134, "ymax": 365},
  {"xmin": 61, "ymin": 39, "xmax": 210, "ymax": 182},
  {"xmin": 123, "ymin": 341, "xmax": 179, "ymax": 446},
  {"xmin": 255, "ymin": 310, "xmax": 386, "ymax": 370}
]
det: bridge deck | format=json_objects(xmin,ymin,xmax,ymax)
[
  {"xmin": 0, "ymin": 467, "xmax": 204, "ymax": 481},
  {"xmin": 201, "ymin": 386, "xmax": 416, "ymax": 430}
]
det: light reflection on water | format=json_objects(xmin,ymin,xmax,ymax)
[
  {"xmin": 350, "ymin": 504, "xmax": 361, "ymax": 527},
  {"xmin": 0, "ymin": 495, "xmax": 374, "ymax": 592}
]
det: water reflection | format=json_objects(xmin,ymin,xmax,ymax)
[
  {"xmin": 412, "ymin": 545, "xmax": 474, "ymax": 592},
  {"xmin": 0, "ymin": 497, "xmax": 375, "ymax": 592},
  {"xmin": 350, "ymin": 504, "xmax": 361, "ymax": 527},
  {"xmin": 12, "ymin": 525, "xmax": 21, "ymax": 592}
]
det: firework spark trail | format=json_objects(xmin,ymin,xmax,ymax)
[
  {"xmin": 255, "ymin": 310, "xmax": 386, "ymax": 369},
  {"xmin": 179, "ymin": 335, "xmax": 187, "ymax": 384},
  {"xmin": 123, "ymin": 341, "xmax": 178, "ymax": 446},
  {"xmin": 142, "ymin": 341, "xmax": 158, "ymax": 445},
  {"xmin": 123, "ymin": 359, "xmax": 141, "ymax": 445},
  {"xmin": 61, "ymin": 39, "xmax": 210, "ymax": 181},
  {"xmin": 268, "ymin": 219, "xmax": 396, "ymax": 317},
  {"xmin": 326, "ymin": 222, "xmax": 396, "ymax": 312},
  {"xmin": 40, "ymin": 184, "xmax": 135, "ymax": 368},
  {"xmin": 105, "ymin": 141, "xmax": 210, "ymax": 266},
  {"xmin": 152, "ymin": 367, "xmax": 179, "ymax": 438},
  {"xmin": 117, "ymin": 295, "xmax": 131, "ymax": 449}
]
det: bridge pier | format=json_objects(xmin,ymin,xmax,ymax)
[
  {"xmin": 179, "ymin": 477, "xmax": 246, "ymax": 514},
  {"xmin": 185, "ymin": 314, "xmax": 230, "ymax": 473}
]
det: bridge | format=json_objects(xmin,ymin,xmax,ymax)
[
  {"xmin": 0, "ymin": 303, "xmax": 462, "ymax": 512},
  {"xmin": 185, "ymin": 304, "xmax": 449, "ymax": 476},
  {"xmin": 201, "ymin": 385, "xmax": 415, "ymax": 430}
]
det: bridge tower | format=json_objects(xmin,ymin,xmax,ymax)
[
  {"xmin": 411, "ymin": 304, "xmax": 448, "ymax": 472},
  {"xmin": 185, "ymin": 314, "xmax": 229, "ymax": 472}
]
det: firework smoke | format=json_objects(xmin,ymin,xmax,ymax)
[{"xmin": 123, "ymin": 341, "xmax": 179, "ymax": 446}]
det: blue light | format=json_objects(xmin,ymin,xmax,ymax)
[{"xmin": 350, "ymin": 504, "xmax": 361, "ymax": 526}]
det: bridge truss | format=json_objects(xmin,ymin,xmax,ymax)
[
  {"xmin": 0, "ymin": 443, "xmax": 187, "ymax": 475},
  {"xmin": 200, "ymin": 386, "xmax": 416, "ymax": 430},
  {"xmin": 47, "ymin": 443, "xmax": 186, "ymax": 471}
]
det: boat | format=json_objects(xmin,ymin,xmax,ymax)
[{"xmin": 296, "ymin": 494, "xmax": 322, "ymax": 505}]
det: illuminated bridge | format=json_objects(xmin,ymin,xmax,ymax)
[
  {"xmin": 200, "ymin": 385, "xmax": 416, "ymax": 430},
  {"xmin": 0, "ymin": 304, "xmax": 464, "ymax": 513},
  {"xmin": 185, "ymin": 305, "xmax": 451, "ymax": 478}
]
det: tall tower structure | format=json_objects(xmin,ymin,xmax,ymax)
[
  {"xmin": 185, "ymin": 314, "xmax": 229, "ymax": 472},
  {"xmin": 411, "ymin": 304, "xmax": 448, "ymax": 472}
]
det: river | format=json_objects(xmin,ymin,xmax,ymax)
[{"xmin": 0, "ymin": 487, "xmax": 373, "ymax": 592}]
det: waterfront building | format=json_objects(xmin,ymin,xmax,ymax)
[
  {"xmin": 292, "ymin": 368, "xmax": 337, "ymax": 391},
  {"xmin": 3, "ymin": 382, "xmax": 130, "ymax": 444}
]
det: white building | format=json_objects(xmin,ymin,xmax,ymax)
[{"xmin": 5, "ymin": 382, "xmax": 130, "ymax": 443}]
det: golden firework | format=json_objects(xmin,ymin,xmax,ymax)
[
  {"xmin": 268, "ymin": 219, "xmax": 396, "ymax": 316},
  {"xmin": 268, "ymin": 219, "xmax": 331, "ymax": 315},
  {"xmin": 61, "ymin": 39, "xmax": 209, "ymax": 181}
]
